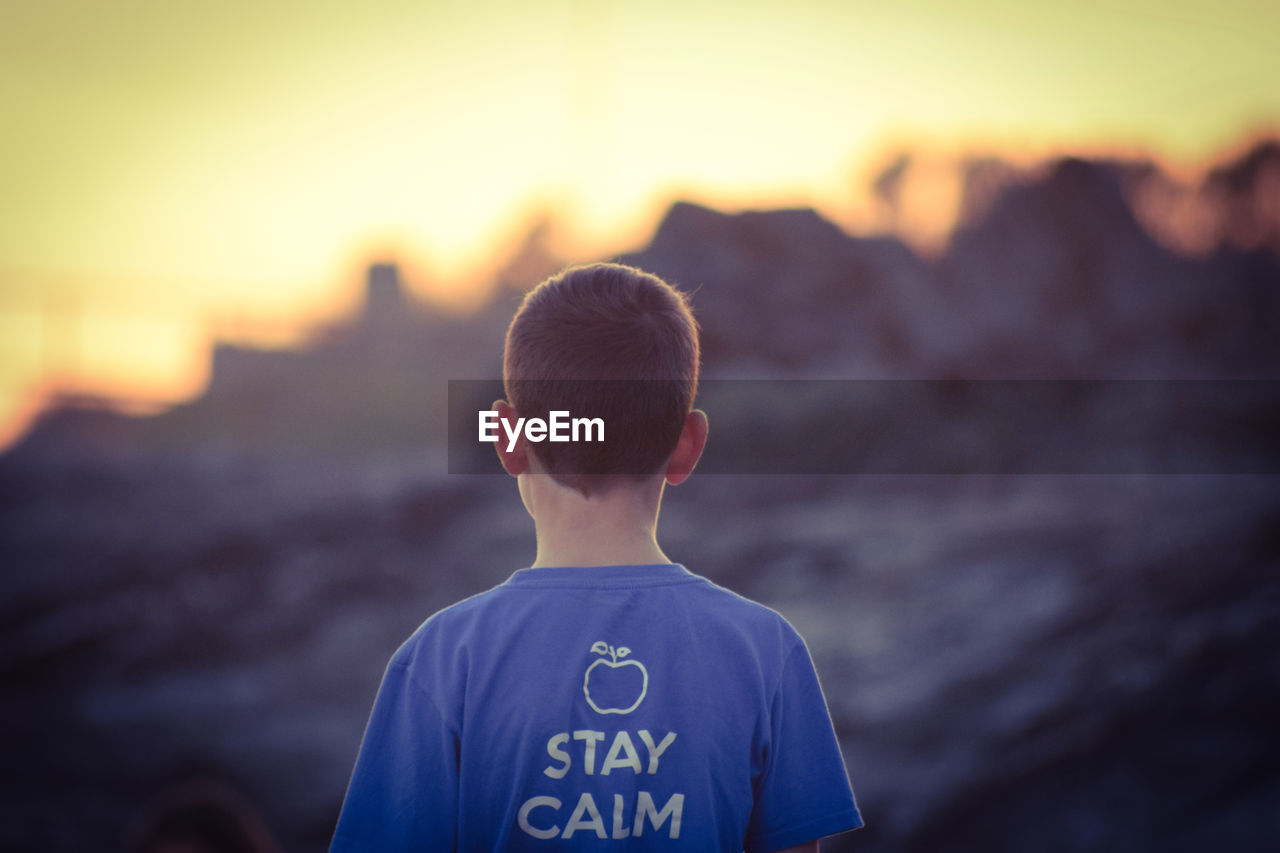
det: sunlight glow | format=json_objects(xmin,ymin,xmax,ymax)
[{"xmin": 1, "ymin": 0, "xmax": 1276, "ymax": 447}]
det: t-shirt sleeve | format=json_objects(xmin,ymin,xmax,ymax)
[
  {"xmin": 744, "ymin": 638, "xmax": 864, "ymax": 853},
  {"xmin": 330, "ymin": 658, "xmax": 458, "ymax": 851}
]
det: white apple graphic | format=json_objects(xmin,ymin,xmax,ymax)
[{"xmin": 583, "ymin": 641, "xmax": 648, "ymax": 715}]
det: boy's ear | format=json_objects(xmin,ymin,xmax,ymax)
[
  {"xmin": 665, "ymin": 408, "xmax": 708, "ymax": 487},
  {"xmin": 491, "ymin": 400, "xmax": 527, "ymax": 477}
]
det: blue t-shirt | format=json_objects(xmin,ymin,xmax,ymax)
[{"xmin": 333, "ymin": 564, "xmax": 862, "ymax": 851}]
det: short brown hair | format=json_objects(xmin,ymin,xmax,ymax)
[{"xmin": 503, "ymin": 263, "xmax": 700, "ymax": 495}]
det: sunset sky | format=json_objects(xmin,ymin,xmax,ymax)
[{"xmin": 1, "ymin": 0, "xmax": 1277, "ymax": 445}]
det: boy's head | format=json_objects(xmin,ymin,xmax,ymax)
[{"xmin": 501, "ymin": 262, "xmax": 701, "ymax": 496}]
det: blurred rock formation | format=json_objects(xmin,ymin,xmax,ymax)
[{"xmin": 3, "ymin": 140, "xmax": 1279, "ymax": 851}]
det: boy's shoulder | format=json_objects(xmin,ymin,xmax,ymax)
[{"xmin": 393, "ymin": 564, "xmax": 804, "ymax": 663}]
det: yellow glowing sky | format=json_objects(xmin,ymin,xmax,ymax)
[{"xmin": 1, "ymin": 0, "xmax": 1277, "ymax": 445}]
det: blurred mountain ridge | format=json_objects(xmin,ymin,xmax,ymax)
[
  {"xmin": 2, "ymin": 140, "xmax": 1279, "ymax": 853},
  {"xmin": 8, "ymin": 138, "xmax": 1280, "ymax": 464}
]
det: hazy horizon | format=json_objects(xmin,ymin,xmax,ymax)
[{"xmin": 3, "ymin": 0, "xmax": 1277, "ymax": 447}]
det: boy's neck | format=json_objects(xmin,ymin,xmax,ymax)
[{"xmin": 521, "ymin": 473, "xmax": 671, "ymax": 569}]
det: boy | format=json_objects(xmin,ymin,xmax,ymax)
[{"xmin": 332, "ymin": 263, "xmax": 862, "ymax": 851}]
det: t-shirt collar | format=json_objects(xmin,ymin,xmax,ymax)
[{"xmin": 504, "ymin": 563, "xmax": 695, "ymax": 588}]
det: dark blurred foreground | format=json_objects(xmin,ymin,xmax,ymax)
[{"xmin": 2, "ymin": 143, "xmax": 1279, "ymax": 851}]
